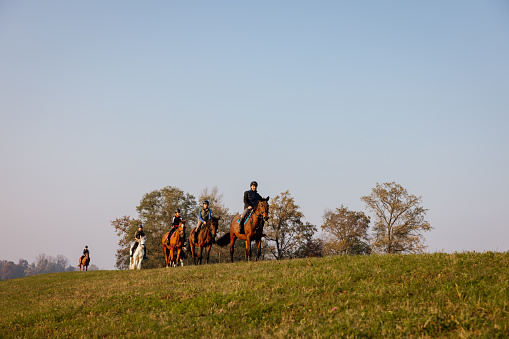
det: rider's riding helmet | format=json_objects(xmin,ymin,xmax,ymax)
[
  {"xmin": 138, "ymin": 224, "xmax": 143, "ymax": 228},
  {"xmin": 85, "ymin": 246, "xmax": 88, "ymax": 248},
  {"xmin": 175, "ymin": 209, "xmax": 181, "ymax": 213},
  {"xmin": 203, "ymin": 200, "xmax": 210, "ymax": 205},
  {"xmin": 250, "ymin": 181, "xmax": 258, "ymax": 187}
]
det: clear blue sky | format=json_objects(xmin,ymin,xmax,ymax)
[{"xmin": 1, "ymin": 1, "xmax": 508, "ymax": 270}]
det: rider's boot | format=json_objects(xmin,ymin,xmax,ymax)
[
  {"xmin": 167, "ymin": 229, "xmax": 174, "ymax": 245},
  {"xmin": 239, "ymin": 219, "xmax": 245, "ymax": 234},
  {"xmin": 130, "ymin": 243, "xmax": 136, "ymax": 257},
  {"xmin": 194, "ymin": 226, "xmax": 200, "ymax": 244}
]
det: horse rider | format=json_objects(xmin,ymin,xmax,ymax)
[
  {"xmin": 167, "ymin": 209, "xmax": 183, "ymax": 245},
  {"xmin": 239, "ymin": 181, "xmax": 262, "ymax": 234},
  {"xmin": 80, "ymin": 246, "xmax": 90, "ymax": 263},
  {"xmin": 131, "ymin": 224, "xmax": 148, "ymax": 259},
  {"xmin": 194, "ymin": 200, "xmax": 212, "ymax": 244}
]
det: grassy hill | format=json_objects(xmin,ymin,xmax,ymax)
[{"xmin": 1, "ymin": 252, "xmax": 508, "ymax": 338}]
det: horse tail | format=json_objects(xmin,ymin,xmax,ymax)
[{"xmin": 216, "ymin": 232, "xmax": 230, "ymax": 247}]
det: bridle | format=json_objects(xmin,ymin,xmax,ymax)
[
  {"xmin": 254, "ymin": 200, "xmax": 269, "ymax": 221},
  {"xmin": 203, "ymin": 217, "xmax": 218, "ymax": 237}
]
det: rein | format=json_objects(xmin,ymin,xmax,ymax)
[
  {"xmin": 201, "ymin": 218, "xmax": 217, "ymax": 237},
  {"xmin": 253, "ymin": 201, "xmax": 267, "ymax": 219}
]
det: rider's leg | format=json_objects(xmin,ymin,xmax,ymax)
[
  {"xmin": 130, "ymin": 242, "xmax": 138, "ymax": 257},
  {"xmin": 168, "ymin": 227, "xmax": 176, "ymax": 243},
  {"xmin": 239, "ymin": 208, "xmax": 249, "ymax": 234},
  {"xmin": 194, "ymin": 221, "xmax": 204, "ymax": 243}
]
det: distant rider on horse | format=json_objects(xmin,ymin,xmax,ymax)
[
  {"xmin": 80, "ymin": 246, "xmax": 90, "ymax": 263},
  {"xmin": 131, "ymin": 224, "xmax": 148, "ymax": 259},
  {"xmin": 167, "ymin": 209, "xmax": 183, "ymax": 245},
  {"xmin": 239, "ymin": 181, "xmax": 262, "ymax": 234},
  {"xmin": 194, "ymin": 200, "xmax": 212, "ymax": 244}
]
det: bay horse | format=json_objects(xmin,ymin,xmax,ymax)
[
  {"xmin": 216, "ymin": 197, "xmax": 269, "ymax": 262},
  {"xmin": 162, "ymin": 220, "xmax": 186, "ymax": 267},
  {"xmin": 78, "ymin": 252, "xmax": 90, "ymax": 271},
  {"xmin": 189, "ymin": 216, "xmax": 220, "ymax": 265},
  {"xmin": 129, "ymin": 236, "xmax": 146, "ymax": 270}
]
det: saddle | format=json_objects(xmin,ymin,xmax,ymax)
[
  {"xmin": 236, "ymin": 210, "xmax": 253, "ymax": 224},
  {"xmin": 166, "ymin": 230, "xmax": 180, "ymax": 243}
]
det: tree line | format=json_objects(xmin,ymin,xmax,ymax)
[
  {"xmin": 111, "ymin": 182, "xmax": 432, "ymax": 269},
  {"xmin": 0, "ymin": 254, "xmax": 99, "ymax": 280}
]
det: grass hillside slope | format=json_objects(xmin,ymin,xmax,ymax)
[{"xmin": 1, "ymin": 252, "xmax": 508, "ymax": 338}]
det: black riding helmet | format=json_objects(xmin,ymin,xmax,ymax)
[
  {"xmin": 175, "ymin": 209, "xmax": 181, "ymax": 213},
  {"xmin": 250, "ymin": 181, "xmax": 258, "ymax": 187},
  {"xmin": 138, "ymin": 224, "xmax": 143, "ymax": 228},
  {"xmin": 203, "ymin": 200, "xmax": 209, "ymax": 205}
]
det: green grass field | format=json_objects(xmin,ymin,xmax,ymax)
[{"xmin": 1, "ymin": 252, "xmax": 508, "ymax": 338}]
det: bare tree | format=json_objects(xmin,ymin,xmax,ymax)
[
  {"xmin": 361, "ymin": 182, "xmax": 432, "ymax": 254},
  {"xmin": 198, "ymin": 186, "xmax": 242, "ymax": 263}
]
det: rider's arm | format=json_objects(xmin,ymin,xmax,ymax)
[
  {"xmin": 199, "ymin": 209, "xmax": 205, "ymax": 222},
  {"xmin": 243, "ymin": 191, "xmax": 250, "ymax": 208},
  {"xmin": 208, "ymin": 209, "xmax": 212, "ymax": 219}
]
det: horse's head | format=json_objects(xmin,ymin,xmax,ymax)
[
  {"xmin": 209, "ymin": 216, "xmax": 220, "ymax": 237},
  {"xmin": 256, "ymin": 197, "xmax": 270, "ymax": 221},
  {"xmin": 139, "ymin": 236, "xmax": 146, "ymax": 246},
  {"xmin": 179, "ymin": 220, "xmax": 186, "ymax": 234}
]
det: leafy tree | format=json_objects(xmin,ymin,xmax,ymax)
[
  {"xmin": 293, "ymin": 237, "xmax": 324, "ymax": 258},
  {"xmin": 264, "ymin": 190, "xmax": 317, "ymax": 260},
  {"xmin": 111, "ymin": 215, "xmax": 140, "ymax": 269},
  {"xmin": 321, "ymin": 205, "xmax": 371, "ymax": 255},
  {"xmin": 112, "ymin": 186, "xmax": 197, "ymax": 269},
  {"xmin": 361, "ymin": 182, "xmax": 432, "ymax": 254},
  {"xmin": 0, "ymin": 259, "xmax": 27, "ymax": 280}
]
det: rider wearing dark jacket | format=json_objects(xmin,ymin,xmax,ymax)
[
  {"xmin": 239, "ymin": 181, "xmax": 262, "ymax": 233},
  {"xmin": 80, "ymin": 246, "xmax": 89, "ymax": 262},
  {"xmin": 168, "ymin": 209, "xmax": 183, "ymax": 244}
]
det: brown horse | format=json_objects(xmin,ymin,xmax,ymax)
[
  {"xmin": 189, "ymin": 216, "xmax": 220, "ymax": 265},
  {"xmin": 162, "ymin": 220, "xmax": 186, "ymax": 267},
  {"xmin": 78, "ymin": 252, "xmax": 90, "ymax": 271},
  {"xmin": 216, "ymin": 197, "xmax": 269, "ymax": 262}
]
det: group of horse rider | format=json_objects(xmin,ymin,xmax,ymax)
[{"xmin": 123, "ymin": 181, "xmax": 264, "ymax": 260}]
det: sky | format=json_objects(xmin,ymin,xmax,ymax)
[{"xmin": 1, "ymin": 1, "xmax": 508, "ymax": 270}]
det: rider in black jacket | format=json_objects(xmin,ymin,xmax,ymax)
[{"xmin": 239, "ymin": 181, "xmax": 262, "ymax": 233}]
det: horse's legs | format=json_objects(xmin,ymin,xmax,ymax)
[
  {"xmin": 205, "ymin": 245, "xmax": 212, "ymax": 264},
  {"xmin": 245, "ymin": 236, "xmax": 252, "ymax": 261},
  {"xmin": 198, "ymin": 245, "xmax": 203, "ymax": 265},
  {"xmin": 190, "ymin": 231, "xmax": 198, "ymax": 265},
  {"xmin": 229, "ymin": 233, "xmax": 236, "ymax": 262},
  {"xmin": 256, "ymin": 239, "xmax": 262, "ymax": 261}
]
